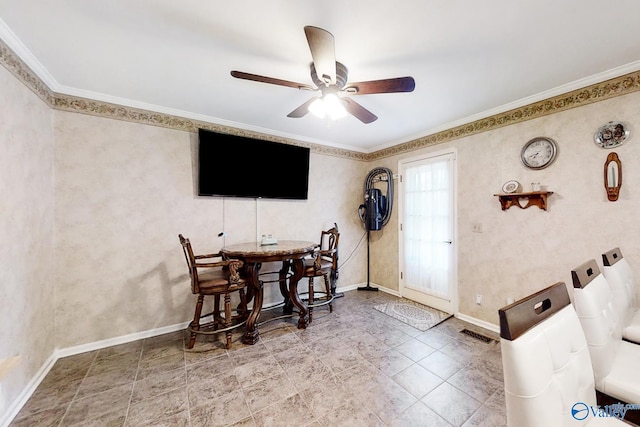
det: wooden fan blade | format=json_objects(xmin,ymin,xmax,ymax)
[
  {"xmin": 342, "ymin": 98, "xmax": 378, "ymax": 124},
  {"xmin": 287, "ymin": 97, "xmax": 320, "ymax": 118},
  {"xmin": 343, "ymin": 76, "xmax": 415, "ymax": 95},
  {"xmin": 231, "ymin": 70, "xmax": 314, "ymax": 91},
  {"xmin": 304, "ymin": 26, "xmax": 336, "ymax": 85}
]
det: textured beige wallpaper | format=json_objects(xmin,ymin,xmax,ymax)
[
  {"xmin": 0, "ymin": 64, "xmax": 55, "ymax": 414},
  {"xmin": 52, "ymin": 111, "xmax": 368, "ymax": 348},
  {"xmin": 51, "ymin": 89, "xmax": 640, "ymax": 345},
  {"xmin": 373, "ymin": 91, "xmax": 640, "ymax": 327}
]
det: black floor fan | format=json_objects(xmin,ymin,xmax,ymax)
[{"xmin": 358, "ymin": 167, "xmax": 394, "ymax": 291}]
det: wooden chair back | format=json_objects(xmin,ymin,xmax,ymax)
[
  {"xmin": 318, "ymin": 224, "xmax": 339, "ymax": 271},
  {"xmin": 179, "ymin": 234, "xmax": 240, "ymax": 294},
  {"xmin": 179, "ymin": 234, "xmax": 200, "ymax": 293}
]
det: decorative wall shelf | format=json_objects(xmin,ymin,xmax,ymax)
[{"xmin": 494, "ymin": 191, "xmax": 554, "ymax": 211}]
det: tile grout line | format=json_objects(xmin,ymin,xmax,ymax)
[
  {"xmin": 121, "ymin": 342, "xmax": 144, "ymax": 427},
  {"xmin": 12, "ymin": 292, "xmax": 506, "ymax": 426},
  {"xmin": 56, "ymin": 351, "xmax": 99, "ymax": 427},
  {"xmin": 182, "ymin": 339, "xmax": 192, "ymax": 427}
]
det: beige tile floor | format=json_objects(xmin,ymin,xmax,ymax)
[{"xmin": 10, "ymin": 290, "xmax": 506, "ymax": 427}]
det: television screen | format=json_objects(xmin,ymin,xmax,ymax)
[{"xmin": 198, "ymin": 129, "xmax": 310, "ymax": 200}]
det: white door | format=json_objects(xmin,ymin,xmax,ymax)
[{"xmin": 399, "ymin": 150, "xmax": 457, "ymax": 314}]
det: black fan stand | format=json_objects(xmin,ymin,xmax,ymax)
[{"xmin": 357, "ymin": 229, "xmax": 378, "ymax": 291}]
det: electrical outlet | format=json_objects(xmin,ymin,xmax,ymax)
[
  {"xmin": 472, "ymin": 223, "xmax": 482, "ymax": 233},
  {"xmin": 476, "ymin": 294, "xmax": 483, "ymax": 305}
]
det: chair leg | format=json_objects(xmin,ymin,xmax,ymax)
[
  {"xmin": 213, "ymin": 294, "xmax": 221, "ymax": 329},
  {"xmin": 224, "ymin": 293, "xmax": 232, "ymax": 349},
  {"xmin": 308, "ymin": 277, "xmax": 314, "ymax": 323},
  {"xmin": 323, "ymin": 273, "xmax": 333, "ymax": 313},
  {"xmin": 189, "ymin": 294, "xmax": 205, "ymax": 349}
]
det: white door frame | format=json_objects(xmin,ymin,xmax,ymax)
[{"xmin": 398, "ymin": 148, "xmax": 458, "ymax": 314}]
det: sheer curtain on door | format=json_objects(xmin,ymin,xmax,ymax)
[{"xmin": 403, "ymin": 154, "xmax": 453, "ymax": 299}]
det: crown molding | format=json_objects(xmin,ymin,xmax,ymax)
[
  {"xmin": 369, "ymin": 71, "xmax": 640, "ymax": 160},
  {"xmin": 51, "ymin": 92, "xmax": 369, "ymax": 161},
  {"xmin": 2, "ymin": 32, "xmax": 639, "ymax": 163},
  {"xmin": 0, "ymin": 25, "xmax": 54, "ymax": 106}
]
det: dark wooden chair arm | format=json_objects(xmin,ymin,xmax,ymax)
[
  {"xmin": 194, "ymin": 258, "xmax": 244, "ymax": 283},
  {"xmin": 194, "ymin": 258, "xmax": 243, "ymax": 268},
  {"xmin": 194, "ymin": 261, "xmax": 227, "ymax": 268},
  {"xmin": 318, "ymin": 248, "xmax": 337, "ymax": 256},
  {"xmin": 194, "ymin": 253, "xmax": 222, "ymax": 260}
]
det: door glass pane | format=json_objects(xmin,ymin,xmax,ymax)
[{"xmin": 403, "ymin": 155, "xmax": 453, "ymax": 300}]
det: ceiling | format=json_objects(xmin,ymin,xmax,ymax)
[{"xmin": 1, "ymin": 1, "xmax": 640, "ymax": 153}]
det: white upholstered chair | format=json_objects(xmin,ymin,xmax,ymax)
[
  {"xmin": 571, "ymin": 259, "xmax": 640, "ymax": 406},
  {"xmin": 602, "ymin": 247, "xmax": 640, "ymax": 344},
  {"xmin": 499, "ymin": 282, "xmax": 625, "ymax": 426}
]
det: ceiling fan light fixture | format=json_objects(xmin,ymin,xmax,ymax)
[
  {"xmin": 309, "ymin": 93, "xmax": 347, "ymax": 120},
  {"xmin": 308, "ymin": 98, "xmax": 326, "ymax": 119},
  {"xmin": 324, "ymin": 93, "xmax": 347, "ymax": 120}
]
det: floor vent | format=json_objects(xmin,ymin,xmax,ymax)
[{"xmin": 460, "ymin": 328, "xmax": 495, "ymax": 343}]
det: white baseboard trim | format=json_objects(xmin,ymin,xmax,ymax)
[
  {"xmin": 336, "ymin": 282, "xmax": 401, "ymax": 297},
  {"xmin": 3, "ymin": 286, "xmax": 380, "ymax": 426},
  {"xmin": 455, "ymin": 312, "xmax": 500, "ymax": 334},
  {"xmin": 2, "ymin": 286, "xmax": 377, "ymax": 426},
  {"xmin": 335, "ymin": 283, "xmax": 360, "ymax": 293},
  {"xmin": 1, "ymin": 287, "xmax": 499, "ymax": 427},
  {"xmin": 0, "ymin": 352, "xmax": 57, "ymax": 427},
  {"xmin": 55, "ymin": 321, "xmax": 190, "ymax": 359},
  {"xmin": 376, "ymin": 285, "xmax": 401, "ymax": 297},
  {"xmin": 1, "ymin": 321, "xmax": 191, "ymax": 427}
]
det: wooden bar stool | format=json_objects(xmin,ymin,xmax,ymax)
[{"xmin": 179, "ymin": 234, "xmax": 247, "ymax": 349}]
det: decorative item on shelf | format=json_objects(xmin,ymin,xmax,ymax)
[
  {"xmin": 501, "ymin": 180, "xmax": 520, "ymax": 194},
  {"xmin": 531, "ymin": 182, "xmax": 541, "ymax": 191},
  {"xmin": 604, "ymin": 152, "xmax": 622, "ymax": 202},
  {"xmin": 521, "ymin": 137, "xmax": 558, "ymax": 170},
  {"xmin": 595, "ymin": 121, "xmax": 630, "ymax": 149}
]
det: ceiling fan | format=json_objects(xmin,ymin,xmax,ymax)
[{"xmin": 231, "ymin": 26, "xmax": 415, "ymax": 124}]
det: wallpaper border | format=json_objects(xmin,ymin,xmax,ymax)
[
  {"xmin": 372, "ymin": 72, "xmax": 640, "ymax": 160},
  {"xmin": 2, "ymin": 36, "xmax": 639, "ymax": 162}
]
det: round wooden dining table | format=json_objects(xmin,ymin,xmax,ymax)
[{"xmin": 220, "ymin": 240, "xmax": 318, "ymax": 344}]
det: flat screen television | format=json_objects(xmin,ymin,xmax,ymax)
[{"xmin": 198, "ymin": 129, "xmax": 310, "ymax": 200}]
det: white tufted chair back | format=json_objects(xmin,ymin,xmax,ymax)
[
  {"xmin": 499, "ymin": 282, "xmax": 598, "ymax": 427},
  {"xmin": 571, "ymin": 259, "xmax": 623, "ymax": 390},
  {"xmin": 602, "ymin": 248, "xmax": 638, "ymax": 325}
]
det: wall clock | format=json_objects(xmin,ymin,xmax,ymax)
[{"xmin": 521, "ymin": 137, "xmax": 557, "ymax": 170}]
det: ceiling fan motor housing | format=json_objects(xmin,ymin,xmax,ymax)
[{"xmin": 311, "ymin": 61, "xmax": 348, "ymax": 89}]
